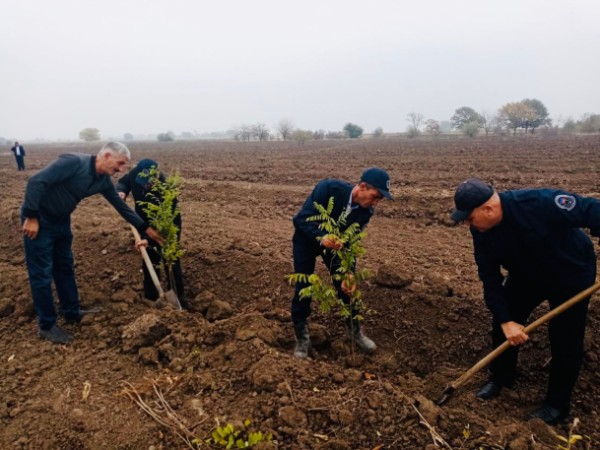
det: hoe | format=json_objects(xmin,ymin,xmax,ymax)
[
  {"xmin": 436, "ymin": 281, "xmax": 600, "ymax": 406},
  {"xmin": 130, "ymin": 225, "xmax": 182, "ymax": 310}
]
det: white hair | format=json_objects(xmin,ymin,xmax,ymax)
[{"xmin": 98, "ymin": 141, "xmax": 131, "ymax": 159}]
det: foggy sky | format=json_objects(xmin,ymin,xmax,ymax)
[{"xmin": 2, "ymin": 0, "xmax": 599, "ymax": 141}]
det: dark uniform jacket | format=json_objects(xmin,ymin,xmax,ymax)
[
  {"xmin": 115, "ymin": 168, "xmax": 182, "ymax": 232},
  {"xmin": 22, "ymin": 153, "xmax": 146, "ymax": 230},
  {"xmin": 293, "ymin": 179, "xmax": 373, "ymax": 248},
  {"xmin": 472, "ymin": 189, "xmax": 600, "ymax": 323}
]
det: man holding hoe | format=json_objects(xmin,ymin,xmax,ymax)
[{"xmin": 452, "ymin": 178, "xmax": 600, "ymax": 424}]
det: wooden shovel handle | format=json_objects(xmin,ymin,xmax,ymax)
[
  {"xmin": 130, "ymin": 225, "xmax": 165, "ymax": 298},
  {"xmin": 448, "ymin": 281, "xmax": 600, "ymax": 391}
]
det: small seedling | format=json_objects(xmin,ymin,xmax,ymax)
[
  {"xmin": 137, "ymin": 167, "xmax": 185, "ymax": 296},
  {"xmin": 287, "ymin": 197, "xmax": 371, "ymax": 321},
  {"xmin": 198, "ymin": 419, "xmax": 272, "ymax": 449}
]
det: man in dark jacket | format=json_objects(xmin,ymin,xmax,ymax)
[
  {"xmin": 11, "ymin": 141, "xmax": 26, "ymax": 171},
  {"xmin": 116, "ymin": 159, "xmax": 185, "ymax": 308},
  {"xmin": 291, "ymin": 167, "xmax": 393, "ymax": 358},
  {"xmin": 22, "ymin": 142, "xmax": 164, "ymax": 344},
  {"xmin": 452, "ymin": 178, "xmax": 600, "ymax": 424}
]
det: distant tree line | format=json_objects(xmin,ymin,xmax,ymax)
[
  {"xmin": 74, "ymin": 100, "xmax": 599, "ymax": 144},
  {"xmin": 407, "ymin": 98, "xmax": 554, "ymax": 139}
]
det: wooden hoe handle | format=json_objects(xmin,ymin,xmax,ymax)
[
  {"xmin": 438, "ymin": 281, "xmax": 600, "ymax": 404},
  {"xmin": 130, "ymin": 225, "xmax": 165, "ymax": 298}
]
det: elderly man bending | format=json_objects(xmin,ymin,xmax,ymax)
[{"xmin": 22, "ymin": 142, "xmax": 163, "ymax": 344}]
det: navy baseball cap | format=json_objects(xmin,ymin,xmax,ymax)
[
  {"xmin": 360, "ymin": 167, "xmax": 394, "ymax": 200},
  {"xmin": 134, "ymin": 159, "xmax": 158, "ymax": 185},
  {"xmin": 451, "ymin": 178, "xmax": 494, "ymax": 222}
]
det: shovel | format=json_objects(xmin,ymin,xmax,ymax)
[
  {"xmin": 130, "ymin": 225, "xmax": 182, "ymax": 310},
  {"xmin": 436, "ymin": 281, "xmax": 600, "ymax": 406}
]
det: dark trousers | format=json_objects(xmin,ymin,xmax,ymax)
[
  {"xmin": 143, "ymin": 240, "xmax": 185, "ymax": 306},
  {"xmin": 15, "ymin": 155, "xmax": 25, "ymax": 171},
  {"xmin": 23, "ymin": 214, "xmax": 80, "ymax": 330},
  {"xmin": 291, "ymin": 233, "xmax": 354, "ymax": 324},
  {"xmin": 489, "ymin": 274, "xmax": 594, "ymax": 410}
]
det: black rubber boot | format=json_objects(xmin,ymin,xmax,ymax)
[
  {"xmin": 346, "ymin": 319, "xmax": 377, "ymax": 353},
  {"xmin": 293, "ymin": 321, "xmax": 311, "ymax": 359}
]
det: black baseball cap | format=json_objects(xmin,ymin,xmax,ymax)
[
  {"xmin": 360, "ymin": 167, "xmax": 394, "ymax": 200},
  {"xmin": 134, "ymin": 159, "xmax": 158, "ymax": 185},
  {"xmin": 451, "ymin": 178, "xmax": 494, "ymax": 222}
]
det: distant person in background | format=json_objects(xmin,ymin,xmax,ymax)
[
  {"xmin": 22, "ymin": 142, "xmax": 164, "ymax": 344},
  {"xmin": 11, "ymin": 141, "xmax": 26, "ymax": 171},
  {"xmin": 116, "ymin": 159, "xmax": 186, "ymax": 308},
  {"xmin": 290, "ymin": 167, "xmax": 393, "ymax": 359}
]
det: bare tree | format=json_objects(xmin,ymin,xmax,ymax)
[
  {"xmin": 233, "ymin": 124, "xmax": 253, "ymax": 142},
  {"xmin": 276, "ymin": 119, "xmax": 295, "ymax": 141},
  {"xmin": 479, "ymin": 110, "xmax": 498, "ymax": 136},
  {"xmin": 406, "ymin": 112, "xmax": 424, "ymax": 130},
  {"xmin": 253, "ymin": 122, "xmax": 270, "ymax": 141},
  {"xmin": 372, "ymin": 127, "xmax": 384, "ymax": 138},
  {"xmin": 326, "ymin": 130, "xmax": 345, "ymax": 139},
  {"xmin": 313, "ymin": 129, "xmax": 325, "ymax": 140},
  {"xmin": 424, "ymin": 119, "xmax": 441, "ymax": 136}
]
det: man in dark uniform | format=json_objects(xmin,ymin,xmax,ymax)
[
  {"xmin": 11, "ymin": 141, "xmax": 26, "ymax": 171},
  {"xmin": 291, "ymin": 167, "xmax": 393, "ymax": 358},
  {"xmin": 22, "ymin": 142, "xmax": 164, "ymax": 344},
  {"xmin": 452, "ymin": 178, "xmax": 600, "ymax": 424},
  {"xmin": 116, "ymin": 159, "xmax": 186, "ymax": 308}
]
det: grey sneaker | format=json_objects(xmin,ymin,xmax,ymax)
[{"xmin": 38, "ymin": 325, "xmax": 73, "ymax": 344}]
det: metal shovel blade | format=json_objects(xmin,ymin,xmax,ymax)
[{"xmin": 164, "ymin": 289, "xmax": 182, "ymax": 310}]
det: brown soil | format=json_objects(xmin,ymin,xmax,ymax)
[{"xmin": 1, "ymin": 136, "xmax": 600, "ymax": 450}]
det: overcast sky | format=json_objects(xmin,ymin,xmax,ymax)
[{"xmin": 2, "ymin": 0, "xmax": 599, "ymax": 141}]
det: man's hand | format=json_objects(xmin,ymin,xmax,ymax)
[
  {"xmin": 135, "ymin": 239, "xmax": 148, "ymax": 251},
  {"xmin": 145, "ymin": 227, "xmax": 165, "ymax": 246},
  {"xmin": 321, "ymin": 234, "xmax": 343, "ymax": 251},
  {"xmin": 23, "ymin": 217, "xmax": 39, "ymax": 240},
  {"xmin": 501, "ymin": 321, "xmax": 528, "ymax": 346},
  {"xmin": 118, "ymin": 192, "xmax": 127, "ymax": 201},
  {"xmin": 341, "ymin": 274, "xmax": 357, "ymax": 296}
]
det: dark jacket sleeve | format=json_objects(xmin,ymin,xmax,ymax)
[
  {"xmin": 293, "ymin": 180, "xmax": 334, "ymax": 241},
  {"xmin": 115, "ymin": 172, "xmax": 132, "ymax": 197},
  {"xmin": 22, "ymin": 155, "xmax": 81, "ymax": 218},
  {"xmin": 472, "ymin": 230, "xmax": 512, "ymax": 324},
  {"xmin": 101, "ymin": 184, "xmax": 147, "ymax": 231}
]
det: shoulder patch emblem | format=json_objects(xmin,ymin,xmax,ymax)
[{"xmin": 554, "ymin": 194, "xmax": 576, "ymax": 211}]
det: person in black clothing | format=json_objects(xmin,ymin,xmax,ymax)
[
  {"xmin": 22, "ymin": 142, "xmax": 164, "ymax": 344},
  {"xmin": 291, "ymin": 167, "xmax": 393, "ymax": 358},
  {"xmin": 116, "ymin": 159, "xmax": 186, "ymax": 308},
  {"xmin": 451, "ymin": 178, "xmax": 600, "ymax": 425},
  {"xmin": 11, "ymin": 141, "xmax": 26, "ymax": 170}
]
